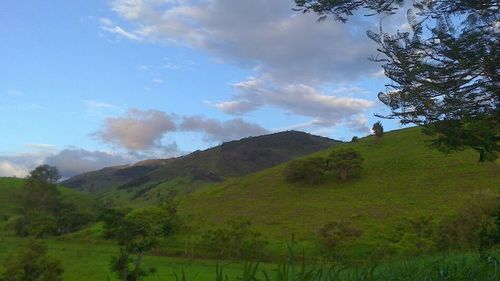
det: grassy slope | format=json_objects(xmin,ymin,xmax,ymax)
[{"xmin": 178, "ymin": 127, "xmax": 499, "ymax": 256}]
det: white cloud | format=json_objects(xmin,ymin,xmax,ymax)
[
  {"xmin": 94, "ymin": 108, "xmax": 177, "ymax": 150},
  {"xmin": 0, "ymin": 148, "xmax": 134, "ymax": 179},
  {"xmin": 215, "ymin": 77, "xmax": 374, "ymax": 128},
  {"xmin": 100, "ymin": 16, "xmax": 143, "ymax": 41},
  {"xmin": 0, "ymin": 161, "xmax": 29, "ymax": 177},
  {"xmin": 84, "ymin": 100, "xmax": 124, "ymax": 117},
  {"xmin": 105, "ymin": 0, "xmax": 379, "ymax": 83},
  {"xmin": 94, "ymin": 108, "xmax": 270, "ymax": 149},
  {"xmin": 180, "ymin": 115, "xmax": 269, "ymax": 143},
  {"xmin": 44, "ymin": 149, "xmax": 132, "ymax": 178}
]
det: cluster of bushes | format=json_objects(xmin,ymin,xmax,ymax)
[
  {"xmin": 12, "ymin": 165, "xmax": 93, "ymax": 238},
  {"xmin": 200, "ymin": 220, "xmax": 268, "ymax": 260},
  {"xmin": 283, "ymin": 148, "xmax": 364, "ymax": 185},
  {"xmin": 312, "ymin": 195, "xmax": 499, "ymax": 262},
  {"xmin": 371, "ymin": 198, "xmax": 500, "ymax": 259},
  {"xmin": 317, "ymin": 220, "xmax": 362, "ymax": 259}
]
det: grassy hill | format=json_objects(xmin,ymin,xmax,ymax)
[
  {"xmin": 174, "ymin": 127, "xmax": 499, "ymax": 258},
  {"xmin": 62, "ymin": 131, "xmax": 340, "ymax": 201}
]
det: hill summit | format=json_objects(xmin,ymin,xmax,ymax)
[{"xmin": 62, "ymin": 130, "xmax": 341, "ymax": 193}]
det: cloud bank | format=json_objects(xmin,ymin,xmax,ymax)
[
  {"xmin": 0, "ymin": 149, "xmax": 132, "ymax": 179},
  {"xmin": 102, "ymin": 0, "xmax": 381, "ymax": 132},
  {"xmin": 94, "ymin": 108, "xmax": 270, "ymax": 151}
]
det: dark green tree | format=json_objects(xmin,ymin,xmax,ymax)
[
  {"xmin": 327, "ymin": 148, "xmax": 364, "ymax": 181},
  {"xmin": 1, "ymin": 239, "xmax": 63, "ymax": 281},
  {"xmin": 372, "ymin": 121, "xmax": 384, "ymax": 138},
  {"xmin": 283, "ymin": 157, "xmax": 326, "ymax": 185},
  {"xmin": 102, "ymin": 203, "xmax": 178, "ymax": 281},
  {"xmin": 27, "ymin": 165, "xmax": 61, "ymax": 184},
  {"xmin": 295, "ymin": 0, "xmax": 499, "ymax": 162}
]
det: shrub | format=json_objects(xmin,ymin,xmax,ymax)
[
  {"xmin": 1, "ymin": 239, "xmax": 63, "ymax": 281},
  {"xmin": 317, "ymin": 221, "xmax": 362, "ymax": 259},
  {"xmin": 392, "ymin": 215, "xmax": 437, "ymax": 256},
  {"xmin": 283, "ymin": 157, "xmax": 326, "ymax": 185},
  {"xmin": 327, "ymin": 148, "xmax": 363, "ymax": 181},
  {"xmin": 200, "ymin": 220, "xmax": 267, "ymax": 260},
  {"xmin": 351, "ymin": 136, "xmax": 359, "ymax": 142},
  {"xmin": 435, "ymin": 199, "xmax": 499, "ymax": 252}
]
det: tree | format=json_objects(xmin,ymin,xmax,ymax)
[
  {"xmin": 102, "ymin": 203, "xmax": 178, "ymax": 281},
  {"xmin": 1, "ymin": 239, "xmax": 63, "ymax": 281},
  {"xmin": 283, "ymin": 157, "xmax": 326, "ymax": 185},
  {"xmin": 372, "ymin": 121, "xmax": 384, "ymax": 138},
  {"xmin": 295, "ymin": 0, "xmax": 499, "ymax": 162},
  {"xmin": 327, "ymin": 148, "xmax": 364, "ymax": 181},
  {"xmin": 351, "ymin": 136, "xmax": 359, "ymax": 142},
  {"xmin": 13, "ymin": 166, "xmax": 91, "ymax": 238},
  {"xmin": 27, "ymin": 165, "xmax": 61, "ymax": 184}
]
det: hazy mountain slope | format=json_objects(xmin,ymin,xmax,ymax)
[{"xmin": 62, "ymin": 131, "xmax": 340, "ymax": 194}]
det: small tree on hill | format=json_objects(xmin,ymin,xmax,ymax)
[
  {"xmin": 283, "ymin": 157, "xmax": 326, "ymax": 186},
  {"xmin": 372, "ymin": 122, "xmax": 384, "ymax": 138},
  {"xmin": 351, "ymin": 136, "xmax": 359, "ymax": 142},
  {"xmin": 327, "ymin": 148, "xmax": 363, "ymax": 181},
  {"xmin": 27, "ymin": 165, "xmax": 61, "ymax": 184},
  {"xmin": 102, "ymin": 202, "xmax": 178, "ymax": 281},
  {"xmin": 1, "ymin": 239, "xmax": 63, "ymax": 281}
]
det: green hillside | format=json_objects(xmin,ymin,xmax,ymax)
[{"xmin": 175, "ymin": 127, "xmax": 499, "ymax": 258}]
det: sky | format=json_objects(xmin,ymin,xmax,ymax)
[{"xmin": 0, "ymin": 0, "xmax": 409, "ymax": 178}]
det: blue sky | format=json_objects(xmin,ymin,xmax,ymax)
[{"xmin": 0, "ymin": 0, "xmax": 407, "ymax": 178}]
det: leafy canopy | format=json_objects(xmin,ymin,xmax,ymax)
[
  {"xmin": 327, "ymin": 148, "xmax": 364, "ymax": 180},
  {"xmin": 27, "ymin": 165, "xmax": 61, "ymax": 184},
  {"xmin": 1, "ymin": 239, "xmax": 63, "ymax": 281},
  {"xmin": 295, "ymin": 0, "xmax": 499, "ymax": 161}
]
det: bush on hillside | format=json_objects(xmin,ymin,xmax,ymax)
[
  {"xmin": 1, "ymin": 239, "xmax": 63, "ymax": 281},
  {"xmin": 317, "ymin": 220, "xmax": 362, "ymax": 259},
  {"xmin": 200, "ymin": 220, "xmax": 268, "ymax": 260},
  {"xmin": 283, "ymin": 157, "xmax": 326, "ymax": 186},
  {"xmin": 435, "ymin": 198, "xmax": 500, "ymax": 252},
  {"xmin": 327, "ymin": 148, "xmax": 363, "ymax": 181}
]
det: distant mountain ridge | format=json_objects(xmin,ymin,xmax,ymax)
[{"xmin": 62, "ymin": 130, "xmax": 341, "ymax": 193}]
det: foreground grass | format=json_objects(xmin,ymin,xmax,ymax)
[
  {"xmin": 0, "ymin": 236, "xmax": 250, "ymax": 281},
  {"xmin": 0, "ymin": 236, "xmax": 498, "ymax": 281}
]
